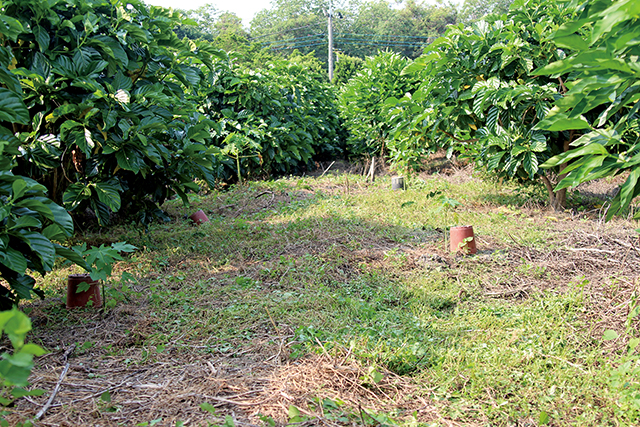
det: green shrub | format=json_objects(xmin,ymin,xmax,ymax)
[
  {"xmin": 3, "ymin": 0, "xmax": 225, "ymax": 225},
  {"xmin": 537, "ymin": 0, "xmax": 640, "ymax": 221},
  {"xmin": 387, "ymin": 0, "xmax": 581, "ymax": 209},
  {"xmin": 338, "ymin": 50, "xmax": 419, "ymax": 158},
  {"xmin": 202, "ymin": 56, "xmax": 345, "ymax": 180}
]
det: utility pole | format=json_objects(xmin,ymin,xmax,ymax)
[{"xmin": 327, "ymin": 10, "xmax": 334, "ymax": 82}]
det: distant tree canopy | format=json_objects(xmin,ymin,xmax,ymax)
[
  {"xmin": 174, "ymin": 0, "xmax": 460, "ymax": 73},
  {"xmin": 459, "ymin": 0, "xmax": 514, "ymax": 23}
]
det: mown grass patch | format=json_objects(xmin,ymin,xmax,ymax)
[{"xmin": 12, "ymin": 173, "xmax": 640, "ymax": 426}]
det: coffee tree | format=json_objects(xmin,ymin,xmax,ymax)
[
  {"xmin": 201, "ymin": 55, "xmax": 344, "ymax": 180},
  {"xmin": 537, "ymin": 0, "xmax": 640, "ymax": 220},
  {"xmin": 387, "ymin": 0, "xmax": 580, "ymax": 209},
  {"xmin": 0, "ymin": 12, "xmax": 86, "ymax": 308},
  {"xmin": 4, "ymin": 0, "xmax": 226, "ymax": 225},
  {"xmin": 338, "ymin": 50, "xmax": 419, "ymax": 158}
]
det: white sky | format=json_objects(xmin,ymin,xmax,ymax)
[
  {"xmin": 145, "ymin": 0, "xmax": 461, "ymax": 28},
  {"xmin": 145, "ymin": 0, "xmax": 270, "ymax": 26}
]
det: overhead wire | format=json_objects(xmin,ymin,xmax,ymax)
[
  {"xmin": 263, "ymin": 33, "xmax": 326, "ymax": 48},
  {"xmin": 271, "ymin": 41, "xmax": 328, "ymax": 51},
  {"xmin": 339, "ymin": 32, "xmax": 437, "ymax": 40}
]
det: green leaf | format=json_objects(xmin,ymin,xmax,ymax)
[
  {"xmin": 110, "ymin": 242, "xmax": 136, "ymax": 253},
  {"xmin": 12, "ymin": 387, "xmax": 45, "ymax": 398},
  {"xmin": 19, "ymin": 231, "xmax": 56, "ymax": 271},
  {"xmin": 8, "ymin": 216, "xmax": 42, "ymax": 230},
  {"xmin": 523, "ymin": 152, "xmax": 539, "ymax": 178},
  {"xmin": 20, "ymin": 343, "xmax": 46, "ymax": 356},
  {"xmin": 603, "ymin": 330, "xmax": 619, "ymax": 340},
  {"xmin": 10, "ymin": 179, "xmax": 27, "ymax": 201},
  {"xmin": 199, "ymin": 402, "xmax": 216, "ymax": 414},
  {"xmin": 0, "ymin": 247, "xmax": 28, "ymax": 275},
  {"xmin": 0, "ymin": 88, "xmax": 29, "ymax": 125},
  {"xmin": 288, "ymin": 405, "xmax": 302, "ymax": 423},
  {"xmin": 0, "ymin": 15, "xmax": 25, "ymax": 41},
  {"xmin": 535, "ymin": 113, "xmax": 591, "ymax": 131},
  {"xmin": 539, "ymin": 411, "xmax": 550, "ymax": 425},
  {"xmin": 95, "ymin": 180, "xmax": 122, "ymax": 211},
  {"xmin": 100, "ymin": 391, "xmax": 111, "ymax": 403},
  {"xmin": 54, "ymin": 245, "xmax": 89, "ymax": 270},
  {"xmin": 540, "ymin": 144, "xmax": 609, "ymax": 168},
  {"xmin": 44, "ymin": 201, "xmax": 74, "ymax": 236},
  {"xmin": 112, "ymin": 70, "xmax": 132, "ymax": 91},
  {"xmin": 617, "ymin": 168, "xmax": 640, "ymax": 213},
  {"xmin": 32, "ymin": 26, "xmax": 50, "ymax": 52},
  {"xmin": 63, "ymin": 182, "xmax": 92, "ymax": 211},
  {"xmin": 553, "ymin": 34, "xmax": 589, "ymax": 51}
]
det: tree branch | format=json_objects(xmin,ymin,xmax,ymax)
[{"xmin": 439, "ymin": 130, "xmax": 478, "ymax": 143}]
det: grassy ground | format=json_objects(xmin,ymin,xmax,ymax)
[{"xmin": 7, "ymin": 165, "xmax": 640, "ymax": 426}]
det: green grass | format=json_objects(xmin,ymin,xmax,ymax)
[{"xmin": 29, "ymin": 173, "xmax": 640, "ymax": 426}]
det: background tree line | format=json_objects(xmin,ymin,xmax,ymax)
[{"xmin": 171, "ymin": 0, "xmax": 513, "ymax": 74}]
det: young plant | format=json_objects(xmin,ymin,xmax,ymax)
[
  {"xmin": 434, "ymin": 193, "xmax": 462, "ymax": 252},
  {"xmin": 69, "ymin": 242, "xmax": 136, "ymax": 307},
  {"xmin": 0, "ymin": 309, "xmax": 46, "ymax": 414}
]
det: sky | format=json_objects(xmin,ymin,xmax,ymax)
[
  {"xmin": 144, "ymin": 0, "xmax": 462, "ymax": 28},
  {"xmin": 145, "ymin": 0, "xmax": 270, "ymax": 26}
]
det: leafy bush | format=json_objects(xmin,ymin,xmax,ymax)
[
  {"xmin": 202, "ymin": 56, "xmax": 345, "ymax": 180},
  {"xmin": 3, "ymin": 0, "xmax": 226, "ymax": 225},
  {"xmin": 0, "ymin": 11, "xmax": 87, "ymax": 308},
  {"xmin": 338, "ymin": 50, "xmax": 419, "ymax": 158},
  {"xmin": 387, "ymin": 0, "xmax": 580, "ymax": 209},
  {"xmin": 537, "ymin": 0, "xmax": 640, "ymax": 220},
  {"xmin": 332, "ymin": 53, "xmax": 363, "ymax": 86}
]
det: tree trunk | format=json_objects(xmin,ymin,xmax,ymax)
[
  {"xmin": 540, "ymin": 175, "xmax": 567, "ymax": 211},
  {"xmin": 541, "ymin": 131, "xmax": 575, "ymax": 211}
]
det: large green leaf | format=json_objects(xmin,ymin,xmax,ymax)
[
  {"xmin": 95, "ymin": 179, "xmax": 122, "ymax": 211},
  {"xmin": 43, "ymin": 200, "xmax": 74, "ymax": 236},
  {"xmin": 18, "ymin": 231, "xmax": 55, "ymax": 271},
  {"xmin": 535, "ymin": 112, "xmax": 591, "ymax": 131},
  {"xmin": 0, "ymin": 15, "xmax": 25, "ymax": 41},
  {"xmin": 54, "ymin": 245, "xmax": 88, "ymax": 270},
  {"xmin": 541, "ymin": 143, "xmax": 609, "ymax": 168},
  {"xmin": 63, "ymin": 182, "xmax": 92, "ymax": 211},
  {"xmin": 0, "ymin": 248, "xmax": 28, "ymax": 275},
  {"xmin": 8, "ymin": 216, "xmax": 42, "ymax": 230},
  {"xmin": 32, "ymin": 26, "xmax": 50, "ymax": 52},
  {"xmin": 0, "ymin": 89, "xmax": 29, "ymax": 125}
]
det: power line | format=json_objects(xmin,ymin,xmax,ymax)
[
  {"xmin": 335, "ymin": 39, "xmax": 428, "ymax": 48},
  {"xmin": 261, "ymin": 33, "xmax": 326, "ymax": 47},
  {"xmin": 339, "ymin": 32, "xmax": 437, "ymax": 40},
  {"xmin": 336, "ymin": 37, "xmax": 428, "ymax": 45},
  {"xmin": 271, "ymin": 41, "xmax": 328, "ymax": 51}
]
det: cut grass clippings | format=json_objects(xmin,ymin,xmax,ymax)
[{"xmin": 5, "ymin": 169, "xmax": 640, "ymax": 426}]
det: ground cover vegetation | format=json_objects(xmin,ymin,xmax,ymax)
[
  {"xmin": 3, "ymin": 168, "xmax": 640, "ymax": 426},
  {"xmin": 1, "ymin": 0, "xmax": 640, "ymax": 424}
]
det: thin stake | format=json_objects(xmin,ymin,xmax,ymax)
[
  {"xmin": 35, "ymin": 364, "xmax": 70, "ymax": 419},
  {"xmin": 265, "ymin": 307, "xmax": 279, "ymax": 335},
  {"xmin": 368, "ymin": 157, "xmax": 376, "ymax": 181},
  {"xmin": 320, "ymin": 161, "xmax": 335, "ymax": 178},
  {"xmin": 35, "ymin": 344, "xmax": 76, "ymax": 419}
]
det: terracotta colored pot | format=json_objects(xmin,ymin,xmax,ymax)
[
  {"xmin": 189, "ymin": 209, "xmax": 209, "ymax": 225},
  {"xmin": 450, "ymin": 225, "xmax": 477, "ymax": 254},
  {"xmin": 67, "ymin": 274, "xmax": 102, "ymax": 309},
  {"xmin": 391, "ymin": 176, "xmax": 405, "ymax": 191}
]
